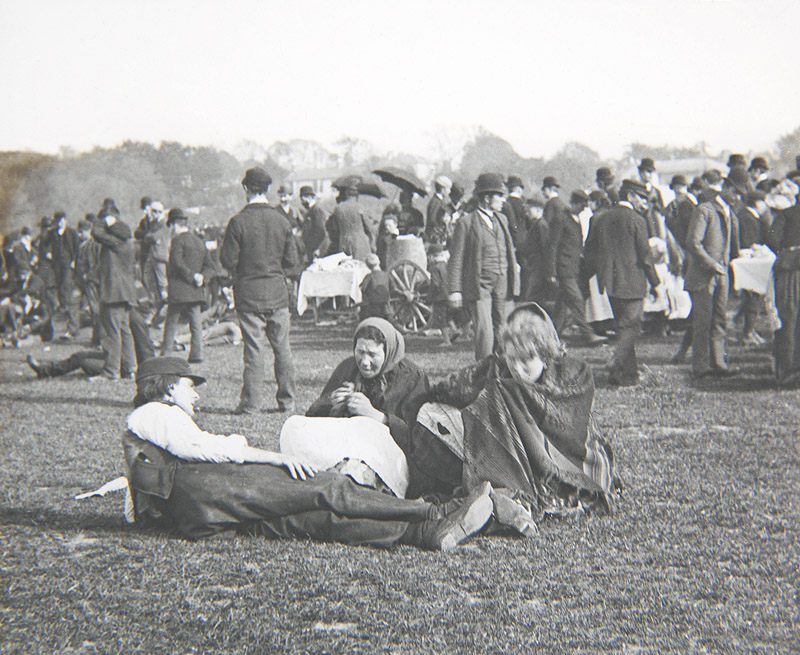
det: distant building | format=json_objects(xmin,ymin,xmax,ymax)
[{"xmin": 285, "ymin": 167, "xmax": 341, "ymax": 198}]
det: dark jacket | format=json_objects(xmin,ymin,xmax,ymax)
[
  {"xmin": 326, "ymin": 199, "xmax": 374, "ymax": 261},
  {"xmin": 665, "ymin": 195, "xmax": 697, "ymax": 250},
  {"xmin": 306, "ymin": 357, "xmax": 430, "ymax": 452},
  {"xmin": 583, "ymin": 203, "xmax": 660, "ymax": 299},
  {"xmin": 503, "ymin": 195, "xmax": 528, "ymax": 251},
  {"xmin": 425, "ymin": 194, "xmax": 449, "ymax": 242},
  {"xmin": 542, "ymin": 195, "xmax": 568, "ymax": 227},
  {"xmin": 447, "ymin": 209, "xmax": 520, "ymax": 301},
  {"xmin": 76, "ymin": 237, "xmax": 102, "ymax": 287},
  {"xmin": 684, "ymin": 196, "xmax": 740, "ymax": 291},
  {"xmin": 220, "ymin": 202, "xmax": 299, "ymax": 312},
  {"xmin": 546, "ymin": 210, "xmax": 584, "ymax": 280},
  {"xmin": 92, "ymin": 220, "xmax": 137, "ymax": 304},
  {"xmin": 301, "ymin": 203, "xmax": 329, "ymax": 262},
  {"xmin": 42, "ymin": 227, "xmax": 79, "ymax": 276},
  {"xmin": 519, "ymin": 218, "xmax": 550, "ymax": 294},
  {"xmin": 167, "ymin": 230, "xmax": 216, "ymax": 305}
]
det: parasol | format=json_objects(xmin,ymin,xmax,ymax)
[
  {"xmin": 332, "ymin": 174, "xmax": 387, "ymax": 199},
  {"xmin": 372, "ymin": 167, "xmax": 428, "ymax": 197}
]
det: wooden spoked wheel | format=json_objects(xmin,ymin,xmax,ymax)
[{"xmin": 387, "ymin": 261, "xmax": 432, "ymax": 334}]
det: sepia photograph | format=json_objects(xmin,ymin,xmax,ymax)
[{"xmin": 1, "ymin": 0, "xmax": 799, "ymax": 652}]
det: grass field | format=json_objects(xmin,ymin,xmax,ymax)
[{"xmin": 1, "ymin": 313, "xmax": 798, "ymax": 654}]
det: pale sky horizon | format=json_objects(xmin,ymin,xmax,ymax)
[{"xmin": 2, "ymin": 0, "xmax": 799, "ymax": 162}]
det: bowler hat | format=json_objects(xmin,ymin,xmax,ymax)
[
  {"xmin": 136, "ymin": 356, "xmax": 206, "ymax": 386},
  {"xmin": 542, "ymin": 176, "xmax": 560, "ymax": 189},
  {"xmin": 669, "ymin": 174, "xmax": 688, "ymax": 189},
  {"xmin": 54, "ymin": 210, "xmax": 66, "ymax": 221},
  {"xmin": 474, "ymin": 173, "xmax": 506, "ymax": 195},
  {"xmin": 596, "ymin": 167, "xmax": 614, "ymax": 182},
  {"xmin": 727, "ymin": 153, "xmax": 747, "ymax": 168},
  {"xmin": 570, "ymin": 190, "xmax": 590, "ymax": 206},
  {"xmin": 749, "ymin": 156, "xmax": 769, "ymax": 172},
  {"xmin": 703, "ymin": 169, "xmax": 723, "ymax": 186},
  {"xmin": 167, "ymin": 208, "xmax": 188, "ymax": 226},
  {"xmin": 278, "ymin": 184, "xmax": 291, "ymax": 195},
  {"xmin": 241, "ymin": 167, "xmax": 272, "ymax": 192},
  {"xmin": 620, "ymin": 179, "xmax": 649, "ymax": 199},
  {"xmin": 726, "ymin": 166, "xmax": 750, "ymax": 192},
  {"xmin": 506, "ymin": 175, "xmax": 524, "ymax": 190},
  {"xmin": 140, "ymin": 196, "xmax": 152, "ymax": 210},
  {"xmin": 589, "ymin": 190, "xmax": 607, "ymax": 203},
  {"xmin": 77, "ymin": 219, "xmax": 92, "ymax": 231},
  {"xmin": 299, "ymin": 185, "xmax": 315, "ymax": 197},
  {"xmin": 638, "ymin": 158, "xmax": 656, "ymax": 172}
]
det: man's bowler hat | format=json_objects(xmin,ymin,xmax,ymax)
[
  {"xmin": 620, "ymin": 179, "xmax": 649, "ymax": 199},
  {"xmin": 669, "ymin": 174, "xmax": 688, "ymax": 189},
  {"xmin": 241, "ymin": 167, "xmax": 272, "ymax": 192},
  {"xmin": 638, "ymin": 158, "xmax": 656, "ymax": 172},
  {"xmin": 506, "ymin": 175, "xmax": 524, "ymax": 190},
  {"xmin": 136, "ymin": 356, "xmax": 206, "ymax": 386},
  {"xmin": 749, "ymin": 156, "xmax": 770, "ymax": 172},
  {"xmin": 474, "ymin": 173, "xmax": 506, "ymax": 195},
  {"xmin": 542, "ymin": 176, "xmax": 560, "ymax": 189},
  {"xmin": 167, "ymin": 208, "xmax": 188, "ymax": 226}
]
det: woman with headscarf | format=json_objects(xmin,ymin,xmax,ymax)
[
  {"xmin": 305, "ymin": 317, "xmax": 430, "ymax": 452},
  {"xmin": 406, "ymin": 303, "xmax": 619, "ymax": 519}
]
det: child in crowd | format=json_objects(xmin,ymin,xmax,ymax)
[
  {"xmin": 359, "ymin": 253, "xmax": 390, "ymax": 321},
  {"xmin": 427, "ymin": 243, "xmax": 458, "ymax": 345}
]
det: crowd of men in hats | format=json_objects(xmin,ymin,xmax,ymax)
[{"xmin": 4, "ymin": 151, "xmax": 800, "ymax": 409}]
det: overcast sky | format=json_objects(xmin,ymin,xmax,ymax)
[{"xmin": 2, "ymin": 0, "xmax": 799, "ymax": 161}]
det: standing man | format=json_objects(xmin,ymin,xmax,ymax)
[
  {"xmin": 583, "ymin": 180, "xmax": 661, "ymax": 385},
  {"xmin": 92, "ymin": 205, "xmax": 137, "ymax": 380},
  {"xmin": 161, "ymin": 208, "xmax": 215, "ymax": 363},
  {"xmin": 541, "ymin": 176, "xmax": 568, "ymax": 227},
  {"xmin": 637, "ymin": 158, "xmax": 666, "ymax": 238},
  {"xmin": 684, "ymin": 171, "xmax": 741, "ymax": 378},
  {"xmin": 503, "ymin": 175, "xmax": 528, "ymax": 253},
  {"xmin": 546, "ymin": 190, "xmax": 606, "ymax": 345},
  {"xmin": 43, "ymin": 211, "xmax": 80, "ymax": 339},
  {"xmin": 447, "ymin": 173, "xmax": 519, "ymax": 360},
  {"xmin": 595, "ymin": 167, "xmax": 619, "ymax": 205},
  {"xmin": 299, "ymin": 186, "xmax": 328, "ymax": 264},
  {"xmin": 425, "ymin": 175, "xmax": 452, "ymax": 244},
  {"xmin": 749, "ymin": 157, "xmax": 770, "ymax": 188},
  {"xmin": 76, "ymin": 217, "xmax": 102, "ymax": 346},
  {"xmin": 140, "ymin": 201, "xmax": 170, "ymax": 324},
  {"xmin": 220, "ymin": 167, "xmax": 299, "ymax": 414}
]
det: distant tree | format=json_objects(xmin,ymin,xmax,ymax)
[
  {"xmin": 775, "ymin": 126, "xmax": 800, "ymax": 174},
  {"xmin": 457, "ymin": 129, "xmax": 524, "ymax": 189}
]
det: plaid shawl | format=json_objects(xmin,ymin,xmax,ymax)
[{"xmin": 460, "ymin": 355, "xmax": 615, "ymax": 517}]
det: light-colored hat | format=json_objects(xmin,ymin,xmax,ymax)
[{"xmin": 435, "ymin": 175, "xmax": 452, "ymax": 189}]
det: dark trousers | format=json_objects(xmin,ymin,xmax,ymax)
[
  {"xmin": 609, "ymin": 297, "xmax": 643, "ymax": 384},
  {"xmin": 740, "ymin": 290, "xmax": 764, "ymax": 336},
  {"xmin": 163, "ymin": 467, "xmax": 433, "ymax": 546},
  {"xmin": 468, "ymin": 271, "xmax": 507, "ymax": 360},
  {"xmin": 38, "ymin": 350, "xmax": 105, "ymax": 378},
  {"xmin": 162, "ymin": 302, "xmax": 203, "ymax": 361},
  {"xmin": 237, "ymin": 307, "xmax": 296, "ymax": 410},
  {"xmin": 56, "ymin": 273, "xmax": 80, "ymax": 336},
  {"xmin": 553, "ymin": 273, "xmax": 593, "ymax": 337},
  {"xmin": 81, "ymin": 282, "xmax": 102, "ymax": 345},
  {"xmin": 129, "ymin": 305, "xmax": 156, "ymax": 364},
  {"xmin": 774, "ymin": 269, "xmax": 800, "ymax": 381},
  {"xmin": 100, "ymin": 302, "xmax": 136, "ymax": 378},
  {"xmin": 690, "ymin": 272, "xmax": 730, "ymax": 375}
]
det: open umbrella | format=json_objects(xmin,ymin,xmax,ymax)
[
  {"xmin": 332, "ymin": 174, "xmax": 387, "ymax": 199},
  {"xmin": 372, "ymin": 167, "xmax": 427, "ymax": 197}
]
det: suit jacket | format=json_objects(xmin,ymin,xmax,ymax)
[
  {"xmin": 546, "ymin": 210, "xmax": 584, "ymax": 280},
  {"xmin": 447, "ymin": 209, "xmax": 519, "ymax": 301},
  {"xmin": 220, "ymin": 202, "xmax": 298, "ymax": 312},
  {"xmin": 503, "ymin": 195, "xmax": 528, "ymax": 250},
  {"xmin": 583, "ymin": 203, "xmax": 660, "ymax": 300},
  {"xmin": 736, "ymin": 203, "xmax": 763, "ymax": 249},
  {"xmin": 326, "ymin": 199, "xmax": 374, "ymax": 261},
  {"xmin": 542, "ymin": 196, "xmax": 568, "ymax": 227},
  {"xmin": 167, "ymin": 230, "xmax": 215, "ymax": 305},
  {"xmin": 301, "ymin": 203, "xmax": 329, "ymax": 261},
  {"xmin": 684, "ymin": 196, "xmax": 740, "ymax": 291},
  {"xmin": 519, "ymin": 218, "xmax": 550, "ymax": 290},
  {"xmin": 425, "ymin": 194, "xmax": 449, "ymax": 242},
  {"xmin": 665, "ymin": 195, "xmax": 697, "ymax": 250},
  {"xmin": 92, "ymin": 220, "xmax": 137, "ymax": 304},
  {"xmin": 42, "ymin": 227, "xmax": 79, "ymax": 276}
]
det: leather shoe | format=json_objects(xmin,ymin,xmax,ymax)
[
  {"xmin": 712, "ymin": 366, "xmax": 741, "ymax": 378},
  {"xmin": 26, "ymin": 354, "xmax": 43, "ymax": 378},
  {"xmin": 233, "ymin": 404, "xmax": 259, "ymax": 415},
  {"xmin": 426, "ymin": 481, "xmax": 493, "ymax": 551}
]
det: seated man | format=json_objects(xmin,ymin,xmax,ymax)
[{"xmin": 122, "ymin": 356, "xmax": 493, "ymax": 551}]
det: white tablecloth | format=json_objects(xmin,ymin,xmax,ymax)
[
  {"xmin": 731, "ymin": 249, "xmax": 776, "ymax": 294},
  {"xmin": 296, "ymin": 265, "xmax": 370, "ymax": 315}
]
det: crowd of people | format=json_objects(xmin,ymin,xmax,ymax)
[{"xmin": 5, "ymin": 153, "xmax": 800, "ymax": 551}]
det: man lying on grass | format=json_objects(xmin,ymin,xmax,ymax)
[{"xmin": 123, "ymin": 356, "xmax": 493, "ymax": 551}]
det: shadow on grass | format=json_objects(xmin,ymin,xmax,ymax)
[{"xmin": 0, "ymin": 391, "xmax": 130, "ymax": 409}]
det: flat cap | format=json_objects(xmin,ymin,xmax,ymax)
[
  {"xmin": 620, "ymin": 179, "xmax": 649, "ymax": 199},
  {"xmin": 241, "ymin": 167, "xmax": 272, "ymax": 192},
  {"xmin": 542, "ymin": 175, "xmax": 560, "ymax": 189},
  {"xmin": 136, "ymin": 356, "xmax": 206, "ymax": 385}
]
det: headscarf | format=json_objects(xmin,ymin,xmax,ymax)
[{"xmin": 352, "ymin": 317, "xmax": 405, "ymax": 399}]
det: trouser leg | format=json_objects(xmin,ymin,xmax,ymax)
[
  {"xmin": 188, "ymin": 303, "xmax": 203, "ymax": 361},
  {"xmin": 237, "ymin": 310, "xmax": 266, "ymax": 411},
  {"xmin": 469, "ymin": 298, "xmax": 493, "ymax": 361},
  {"xmin": 609, "ymin": 297, "xmax": 642, "ymax": 382},
  {"xmin": 128, "ymin": 305, "xmax": 155, "ymax": 363},
  {"xmin": 165, "ymin": 466, "xmax": 434, "ymax": 539},
  {"xmin": 58, "ymin": 275, "xmax": 80, "ymax": 335},
  {"xmin": 84, "ymin": 283, "xmax": 102, "ymax": 345},
  {"xmin": 558, "ymin": 274, "xmax": 593, "ymax": 335},
  {"xmin": 690, "ymin": 284, "xmax": 713, "ymax": 375},
  {"xmin": 39, "ymin": 351, "xmax": 93, "ymax": 377},
  {"xmin": 160, "ymin": 304, "xmax": 182, "ymax": 355},
  {"xmin": 100, "ymin": 302, "xmax": 123, "ymax": 378},
  {"xmin": 265, "ymin": 307, "xmax": 296, "ymax": 408},
  {"xmin": 490, "ymin": 276, "xmax": 508, "ymax": 355},
  {"xmin": 774, "ymin": 270, "xmax": 800, "ymax": 380},
  {"xmin": 709, "ymin": 273, "xmax": 729, "ymax": 370}
]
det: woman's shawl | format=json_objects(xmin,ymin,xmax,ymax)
[{"xmin": 436, "ymin": 355, "xmax": 615, "ymax": 515}]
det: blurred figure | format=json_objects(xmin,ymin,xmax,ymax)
[
  {"xmin": 140, "ymin": 201, "xmax": 170, "ymax": 325},
  {"xmin": 425, "ymin": 175, "xmax": 452, "ymax": 244},
  {"xmin": 595, "ymin": 167, "xmax": 619, "ymax": 205},
  {"xmin": 397, "ymin": 188, "xmax": 425, "ymax": 237},
  {"xmin": 503, "ymin": 175, "xmax": 528, "ymax": 253},
  {"xmin": 41, "ymin": 211, "xmax": 80, "ymax": 339},
  {"xmin": 749, "ymin": 157, "xmax": 770, "ymax": 187},
  {"xmin": 76, "ymin": 217, "xmax": 102, "ymax": 346},
  {"xmin": 326, "ymin": 178, "xmax": 375, "ymax": 262},
  {"xmin": 358, "ymin": 253, "xmax": 390, "ymax": 321},
  {"xmin": 299, "ymin": 186, "xmax": 328, "ymax": 264}
]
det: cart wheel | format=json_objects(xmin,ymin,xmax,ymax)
[{"xmin": 388, "ymin": 260, "xmax": 432, "ymax": 334}]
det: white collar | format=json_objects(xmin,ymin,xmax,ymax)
[{"xmin": 619, "ymin": 201, "xmax": 634, "ymax": 210}]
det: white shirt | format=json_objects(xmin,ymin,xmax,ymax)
[{"xmin": 127, "ymin": 402, "xmax": 248, "ymax": 463}]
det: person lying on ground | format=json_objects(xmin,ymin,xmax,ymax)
[{"xmin": 122, "ymin": 356, "xmax": 493, "ymax": 550}]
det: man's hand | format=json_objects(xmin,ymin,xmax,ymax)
[
  {"xmin": 193, "ymin": 273, "xmax": 204, "ymax": 287},
  {"xmin": 713, "ymin": 262, "xmax": 727, "ymax": 276},
  {"xmin": 448, "ymin": 292, "xmax": 462, "ymax": 309},
  {"xmin": 330, "ymin": 382, "xmax": 355, "ymax": 409},
  {"xmin": 277, "ymin": 454, "xmax": 317, "ymax": 480}
]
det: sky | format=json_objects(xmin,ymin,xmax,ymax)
[{"xmin": 1, "ymin": 0, "xmax": 799, "ymax": 162}]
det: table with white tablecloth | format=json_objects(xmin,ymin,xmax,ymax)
[{"xmin": 296, "ymin": 255, "xmax": 370, "ymax": 317}]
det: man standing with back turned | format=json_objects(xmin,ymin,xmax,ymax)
[{"xmin": 221, "ymin": 167, "xmax": 299, "ymax": 414}]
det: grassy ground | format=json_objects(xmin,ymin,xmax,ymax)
[{"xmin": 1, "ymin": 312, "xmax": 798, "ymax": 654}]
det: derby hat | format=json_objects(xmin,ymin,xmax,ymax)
[
  {"xmin": 299, "ymin": 185, "xmax": 315, "ymax": 197},
  {"xmin": 167, "ymin": 207, "xmax": 188, "ymax": 226},
  {"xmin": 749, "ymin": 156, "xmax": 770, "ymax": 172},
  {"xmin": 596, "ymin": 167, "xmax": 614, "ymax": 182},
  {"xmin": 542, "ymin": 175, "xmax": 560, "ymax": 189},
  {"xmin": 136, "ymin": 356, "xmax": 206, "ymax": 386},
  {"xmin": 474, "ymin": 173, "xmax": 506, "ymax": 195},
  {"xmin": 570, "ymin": 190, "xmax": 590, "ymax": 206},
  {"xmin": 241, "ymin": 167, "xmax": 272, "ymax": 192},
  {"xmin": 727, "ymin": 153, "xmax": 747, "ymax": 168},
  {"xmin": 506, "ymin": 175, "xmax": 524, "ymax": 190},
  {"xmin": 638, "ymin": 158, "xmax": 656, "ymax": 172},
  {"xmin": 703, "ymin": 169, "xmax": 724, "ymax": 186},
  {"xmin": 669, "ymin": 174, "xmax": 688, "ymax": 189},
  {"xmin": 620, "ymin": 179, "xmax": 649, "ymax": 199}
]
